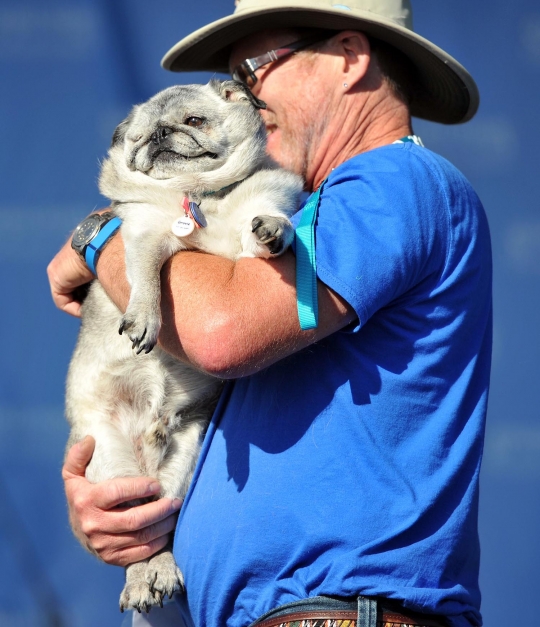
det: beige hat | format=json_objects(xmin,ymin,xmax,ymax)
[{"xmin": 162, "ymin": 0, "xmax": 479, "ymax": 124}]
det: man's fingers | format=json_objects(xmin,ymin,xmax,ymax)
[
  {"xmin": 78, "ymin": 498, "xmax": 182, "ymax": 566},
  {"xmin": 96, "ymin": 496, "xmax": 182, "ymax": 533},
  {"xmin": 62, "ymin": 436, "xmax": 96, "ymax": 479},
  {"xmin": 113, "ymin": 499, "xmax": 182, "ymax": 536},
  {"xmin": 47, "ymin": 238, "xmax": 94, "ymax": 315},
  {"xmin": 94, "ymin": 512, "xmax": 178, "ymax": 552},
  {"xmin": 92, "ymin": 477, "xmax": 164, "ymax": 510},
  {"xmin": 101, "ymin": 533, "xmax": 171, "ymax": 568},
  {"xmin": 56, "ymin": 294, "xmax": 83, "ymax": 318}
]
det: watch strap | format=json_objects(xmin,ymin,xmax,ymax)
[{"xmin": 85, "ymin": 216, "xmax": 122, "ymax": 275}]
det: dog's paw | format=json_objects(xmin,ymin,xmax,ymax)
[
  {"xmin": 145, "ymin": 552, "xmax": 184, "ymax": 600},
  {"xmin": 119, "ymin": 578, "xmax": 162, "ymax": 613},
  {"xmin": 251, "ymin": 215, "xmax": 293, "ymax": 256},
  {"xmin": 119, "ymin": 309, "xmax": 161, "ymax": 355}
]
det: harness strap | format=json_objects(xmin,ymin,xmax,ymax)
[{"xmin": 295, "ymin": 180, "xmax": 325, "ymax": 330}]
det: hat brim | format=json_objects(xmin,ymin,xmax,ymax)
[{"xmin": 161, "ymin": 5, "xmax": 479, "ymax": 125}]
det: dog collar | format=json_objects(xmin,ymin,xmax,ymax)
[{"xmin": 200, "ymin": 181, "xmax": 239, "ymax": 198}]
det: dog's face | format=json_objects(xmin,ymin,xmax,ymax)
[{"xmin": 112, "ymin": 80, "xmax": 267, "ymax": 181}]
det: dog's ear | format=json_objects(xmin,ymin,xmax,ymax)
[
  {"xmin": 111, "ymin": 113, "xmax": 134, "ymax": 148},
  {"xmin": 210, "ymin": 79, "xmax": 267, "ymax": 110}
]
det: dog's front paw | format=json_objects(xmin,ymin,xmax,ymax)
[
  {"xmin": 145, "ymin": 551, "xmax": 184, "ymax": 600},
  {"xmin": 119, "ymin": 309, "xmax": 161, "ymax": 355},
  {"xmin": 120, "ymin": 578, "xmax": 162, "ymax": 613},
  {"xmin": 251, "ymin": 215, "xmax": 293, "ymax": 256}
]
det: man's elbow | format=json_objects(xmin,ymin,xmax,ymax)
[{"xmin": 184, "ymin": 315, "xmax": 251, "ymax": 379}]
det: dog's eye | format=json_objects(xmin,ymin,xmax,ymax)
[{"xmin": 185, "ymin": 117, "xmax": 204, "ymax": 128}]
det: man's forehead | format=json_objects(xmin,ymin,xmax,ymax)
[{"xmin": 228, "ymin": 28, "xmax": 304, "ymax": 70}]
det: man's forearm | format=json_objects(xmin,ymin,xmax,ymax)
[{"xmin": 95, "ymin": 233, "xmax": 355, "ymax": 378}]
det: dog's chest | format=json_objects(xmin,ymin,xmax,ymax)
[
  {"xmin": 116, "ymin": 194, "xmax": 186, "ymax": 230},
  {"xmin": 116, "ymin": 193, "xmax": 244, "ymax": 260}
]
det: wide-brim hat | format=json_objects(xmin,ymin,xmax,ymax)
[{"xmin": 162, "ymin": 0, "xmax": 479, "ymax": 125}]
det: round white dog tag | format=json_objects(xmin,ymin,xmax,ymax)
[{"xmin": 172, "ymin": 216, "xmax": 195, "ymax": 237}]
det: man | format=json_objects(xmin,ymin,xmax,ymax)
[{"xmin": 47, "ymin": 1, "xmax": 492, "ymax": 626}]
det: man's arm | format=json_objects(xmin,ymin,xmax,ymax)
[
  {"xmin": 49, "ymin": 233, "xmax": 356, "ymax": 377},
  {"xmin": 103, "ymin": 235, "xmax": 356, "ymax": 376}
]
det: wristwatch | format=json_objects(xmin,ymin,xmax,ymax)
[{"xmin": 71, "ymin": 211, "xmax": 122, "ymax": 275}]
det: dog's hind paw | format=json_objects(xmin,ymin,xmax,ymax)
[
  {"xmin": 251, "ymin": 215, "xmax": 293, "ymax": 256},
  {"xmin": 119, "ymin": 579, "xmax": 162, "ymax": 613},
  {"xmin": 145, "ymin": 551, "xmax": 184, "ymax": 599},
  {"xmin": 119, "ymin": 310, "xmax": 160, "ymax": 354}
]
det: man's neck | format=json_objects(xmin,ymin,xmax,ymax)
[{"xmin": 307, "ymin": 91, "xmax": 412, "ymax": 191}]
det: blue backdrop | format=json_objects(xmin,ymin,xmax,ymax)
[{"xmin": 0, "ymin": 1, "xmax": 538, "ymax": 625}]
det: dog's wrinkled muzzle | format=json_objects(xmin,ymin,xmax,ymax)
[{"xmin": 128, "ymin": 130, "xmax": 219, "ymax": 175}]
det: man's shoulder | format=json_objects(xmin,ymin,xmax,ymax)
[
  {"xmin": 326, "ymin": 142, "xmax": 483, "ymax": 218},
  {"xmin": 331, "ymin": 142, "xmax": 468, "ymax": 186},
  {"xmin": 323, "ymin": 143, "xmax": 451, "ymax": 213}
]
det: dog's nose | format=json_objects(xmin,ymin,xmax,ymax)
[{"xmin": 151, "ymin": 126, "xmax": 174, "ymax": 145}]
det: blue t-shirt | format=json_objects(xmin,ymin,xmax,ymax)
[{"xmin": 173, "ymin": 143, "xmax": 492, "ymax": 627}]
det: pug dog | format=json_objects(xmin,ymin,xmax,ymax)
[{"xmin": 65, "ymin": 80, "xmax": 302, "ymax": 613}]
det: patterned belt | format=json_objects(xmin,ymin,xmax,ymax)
[{"xmin": 254, "ymin": 609, "xmax": 446, "ymax": 627}]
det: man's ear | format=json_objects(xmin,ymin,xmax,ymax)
[
  {"xmin": 210, "ymin": 79, "xmax": 267, "ymax": 109},
  {"xmin": 333, "ymin": 30, "xmax": 372, "ymax": 91}
]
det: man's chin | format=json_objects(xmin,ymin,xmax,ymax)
[
  {"xmin": 266, "ymin": 128, "xmax": 280, "ymax": 158},
  {"xmin": 266, "ymin": 130, "xmax": 300, "ymax": 174},
  {"xmin": 266, "ymin": 129, "xmax": 294, "ymax": 170}
]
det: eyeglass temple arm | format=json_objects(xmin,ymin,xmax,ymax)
[
  {"xmin": 245, "ymin": 48, "xmax": 289, "ymax": 72},
  {"xmin": 247, "ymin": 35, "xmax": 327, "ymax": 71}
]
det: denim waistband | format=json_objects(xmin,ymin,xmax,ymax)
[{"xmin": 249, "ymin": 595, "xmax": 378, "ymax": 627}]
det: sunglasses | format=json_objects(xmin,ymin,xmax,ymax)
[{"xmin": 231, "ymin": 33, "xmax": 332, "ymax": 88}]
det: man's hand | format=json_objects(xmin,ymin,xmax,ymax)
[
  {"xmin": 63, "ymin": 436, "xmax": 182, "ymax": 567},
  {"xmin": 47, "ymin": 238, "xmax": 94, "ymax": 318}
]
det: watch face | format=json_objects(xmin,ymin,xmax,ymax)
[{"xmin": 72, "ymin": 216, "xmax": 101, "ymax": 248}]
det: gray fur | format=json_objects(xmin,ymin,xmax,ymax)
[{"xmin": 65, "ymin": 81, "xmax": 302, "ymax": 613}]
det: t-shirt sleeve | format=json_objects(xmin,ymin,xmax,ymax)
[{"xmin": 295, "ymin": 146, "xmax": 449, "ymax": 331}]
